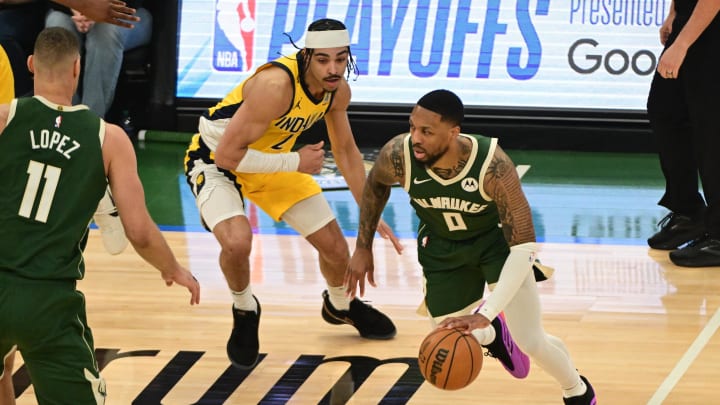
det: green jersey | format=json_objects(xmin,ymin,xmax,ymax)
[
  {"xmin": 403, "ymin": 133, "xmax": 501, "ymax": 241},
  {"xmin": 0, "ymin": 96, "xmax": 107, "ymax": 280}
]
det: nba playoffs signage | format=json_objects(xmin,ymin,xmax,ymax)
[{"xmin": 177, "ymin": 0, "xmax": 670, "ymax": 111}]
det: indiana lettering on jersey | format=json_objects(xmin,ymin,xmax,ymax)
[
  {"xmin": 29, "ymin": 129, "xmax": 81, "ymax": 159},
  {"xmin": 413, "ymin": 196, "xmax": 488, "ymax": 213},
  {"xmin": 274, "ymin": 111, "xmax": 324, "ymax": 133}
]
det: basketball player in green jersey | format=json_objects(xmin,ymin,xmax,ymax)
[
  {"xmin": 0, "ymin": 27, "xmax": 200, "ymax": 405},
  {"xmin": 184, "ymin": 18, "xmax": 401, "ymax": 369},
  {"xmin": 346, "ymin": 90, "xmax": 597, "ymax": 404},
  {"xmin": 0, "ymin": 42, "xmax": 12, "ymax": 405}
]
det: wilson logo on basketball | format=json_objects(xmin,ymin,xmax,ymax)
[
  {"xmin": 429, "ymin": 348, "xmax": 449, "ymax": 383},
  {"xmin": 418, "ymin": 328, "xmax": 483, "ymax": 390}
]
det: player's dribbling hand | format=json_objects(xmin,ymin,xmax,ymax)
[
  {"xmin": 438, "ymin": 314, "xmax": 490, "ymax": 335},
  {"xmin": 162, "ymin": 266, "xmax": 201, "ymax": 305},
  {"xmin": 297, "ymin": 141, "xmax": 325, "ymax": 174}
]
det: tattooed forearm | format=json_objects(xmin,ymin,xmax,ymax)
[
  {"xmin": 356, "ymin": 135, "xmax": 404, "ymax": 249},
  {"xmin": 356, "ymin": 171, "xmax": 392, "ymax": 249},
  {"xmin": 486, "ymin": 147, "xmax": 536, "ymax": 246}
]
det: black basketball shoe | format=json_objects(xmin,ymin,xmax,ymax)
[
  {"xmin": 647, "ymin": 212, "xmax": 705, "ymax": 250},
  {"xmin": 227, "ymin": 296, "xmax": 261, "ymax": 369},
  {"xmin": 563, "ymin": 375, "xmax": 597, "ymax": 405},
  {"xmin": 321, "ymin": 290, "xmax": 396, "ymax": 340},
  {"xmin": 669, "ymin": 236, "xmax": 720, "ymax": 267}
]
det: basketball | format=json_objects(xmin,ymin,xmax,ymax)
[{"xmin": 417, "ymin": 328, "xmax": 483, "ymax": 390}]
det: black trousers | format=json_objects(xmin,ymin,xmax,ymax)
[{"xmin": 647, "ymin": 14, "xmax": 720, "ymax": 237}]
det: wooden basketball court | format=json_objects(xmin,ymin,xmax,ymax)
[
  {"xmin": 8, "ymin": 230, "xmax": 720, "ymax": 404},
  {"xmin": 6, "ymin": 143, "xmax": 720, "ymax": 404}
]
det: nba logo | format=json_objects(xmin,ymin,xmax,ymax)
[{"xmin": 213, "ymin": 0, "xmax": 256, "ymax": 72}]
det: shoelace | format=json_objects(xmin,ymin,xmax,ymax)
[
  {"xmin": 656, "ymin": 212, "xmax": 674, "ymax": 228},
  {"xmin": 352, "ymin": 299, "xmax": 384, "ymax": 320}
]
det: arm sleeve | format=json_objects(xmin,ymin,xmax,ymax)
[
  {"xmin": 235, "ymin": 148, "xmax": 300, "ymax": 173},
  {"xmin": 476, "ymin": 242, "xmax": 537, "ymax": 321}
]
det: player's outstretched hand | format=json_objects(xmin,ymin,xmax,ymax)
[
  {"xmin": 162, "ymin": 266, "xmax": 201, "ymax": 305},
  {"xmin": 377, "ymin": 219, "xmax": 403, "ymax": 254},
  {"xmin": 437, "ymin": 314, "xmax": 490, "ymax": 335},
  {"xmin": 345, "ymin": 247, "xmax": 375, "ymax": 298},
  {"xmin": 297, "ymin": 141, "xmax": 325, "ymax": 174}
]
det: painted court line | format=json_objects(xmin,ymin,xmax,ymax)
[{"xmin": 647, "ymin": 306, "xmax": 720, "ymax": 404}]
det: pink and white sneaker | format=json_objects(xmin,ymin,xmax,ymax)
[{"xmin": 482, "ymin": 313, "xmax": 530, "ymax": 379}]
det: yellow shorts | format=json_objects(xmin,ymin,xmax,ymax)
[
  {"xmin": 184, "ymin": 134, "xmax": 324, "ymax": 227},
  {"xmin": 235, "ymin": 171, "xmax": 322, "ymax": 221}
]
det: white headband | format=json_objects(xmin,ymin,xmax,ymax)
[{"xmin": 304, "ymin": 29, "xmax": 350, "ymax": 49}]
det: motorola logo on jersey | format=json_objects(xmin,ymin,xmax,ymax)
[
  {"xmin": 213, "ymin": 0, "xmax": 256, "ymax": 72},
  {"xmin": 568, "ymin": 38, "xmax": 658, "ymax": 76},
  {"xmin": 461, "ymin": 177, "xmax": 479, "ymax": 192}
]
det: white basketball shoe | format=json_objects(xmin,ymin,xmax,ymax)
[{"xmin": 93, "ymin": 186, "xmax": 128, "ymax": 255}]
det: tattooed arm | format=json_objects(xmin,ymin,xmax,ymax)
[
  {"xmin": 345, "ymin": 134, "xmax": 405, "ymax": 297},
  {"xmin": 356, "ymin": 134, "xmax": 406, "ymax": 249},
  {"xmin": 474, "ymin": 143, "xmax": 538, "ymax": 322},
  {"xmin": 484, "ymin": 144, "xmax": 536, "ymax": 246}
]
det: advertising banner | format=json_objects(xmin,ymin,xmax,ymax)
[{"xmin": 177, "ymin": 0, "xmax": 670, "ymax": 111}]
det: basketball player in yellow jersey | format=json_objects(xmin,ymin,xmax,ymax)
[
  {"xmin": 184, "ymin": 18, "xmax": 403, "ymax": 370},
  {"xmin": 0, "ymin": 45, "xmax": 13, "ymax": 104},
  {"xmin": 0, "ymin": 44, "xmax": 10, "ymax": 405}
]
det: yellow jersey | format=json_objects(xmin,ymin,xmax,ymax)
[
  {"xmin": 198, "ymin": 52, "xmax": 334, "ymax": 153},
  {"xmin": 0, "ymin": 45, "xmax": 14, "ymax": 104}
]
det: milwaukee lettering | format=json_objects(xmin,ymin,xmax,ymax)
[
  {"xmin": 413, "ymin": 197, "xmax": 488, "ymax": 213},
  {"xmin": 10, "ymin": 349, "xmax": 425, "ymax": 403},
  {"xmin": 267, "ymin": 0, "xmax": 550, "ymax": 80}
]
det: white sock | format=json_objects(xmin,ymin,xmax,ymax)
[
  {"xmin": 231, "ymin": 286, "xmax": 257, "ymax": 313},
  {"xmin": 471, "ymin": 323, "xmax": 496, "ymax": 346},
  {"xmin": 327, "ymin": 285, "xmax": 350, "ymax": 310},
  {"xmin": 563, "ymin": 376, "xmax": 587, "ymax": 398}
]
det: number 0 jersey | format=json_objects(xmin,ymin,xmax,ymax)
[
  {"xmin": 0, "ymin": 96, "xmax": 106, "ymax": 280},
  {"xmin": 403, "ymin": 133, "xmax": 501, "ymax": 241}
]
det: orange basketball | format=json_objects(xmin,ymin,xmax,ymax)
[{"xmin": 417, "ymin": 327, "xmax": 483, "ymax": 390}]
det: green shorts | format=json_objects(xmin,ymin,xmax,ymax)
[
  {"xmin": 417, "ymin": 225, "xmax": 509, "ymax": 317},
  {"xmin": 0, "ymin": 272, "xmax": 105, "ymax": 404}
]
